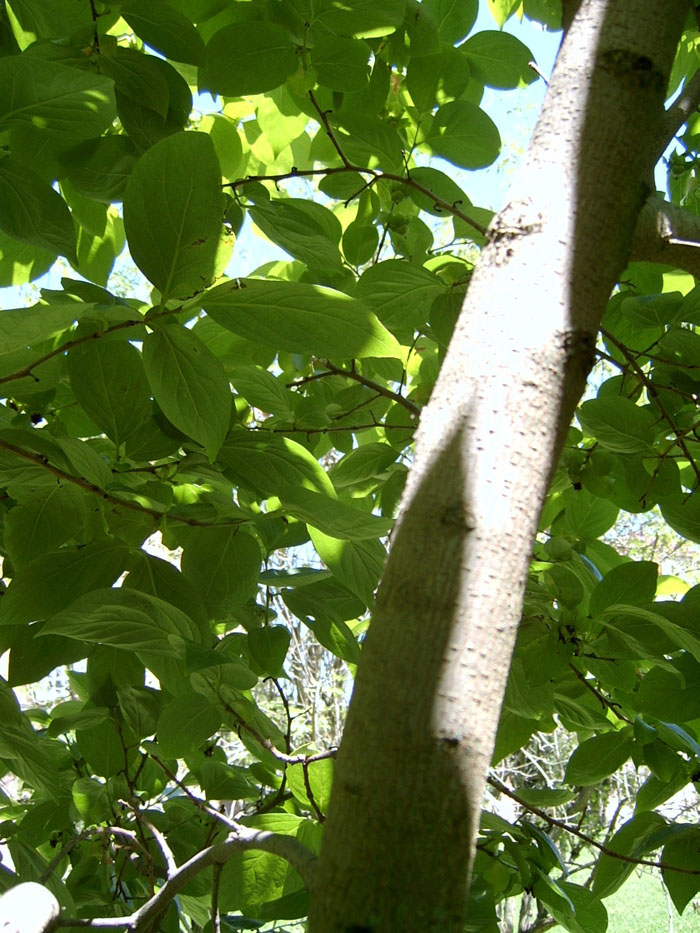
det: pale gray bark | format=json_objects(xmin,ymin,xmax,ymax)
[
  {"xmin": 632, "ymin": 195, "xmax": 700, "ymax": 275},
  {"xmin": 309, "ymin": 2, "xmax": 689, "ymax": 930},
  {"xmin": 0, "ymin": 883, "xmax": 59, "ymax": 933}
]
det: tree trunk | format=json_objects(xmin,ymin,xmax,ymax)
[{"xmin": 309, "ymin": 2, "xmax": 687, "ymax": 930}]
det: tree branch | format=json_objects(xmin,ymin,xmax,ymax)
[
  {"xmin": 0, "ymin": 304, "xmax": 185, "ymax": 387},
  {"xmin": 653, "ymin": 68, "xmax": 700, "ymax": 164},
  {"xmin": 0, "ymin": 437, "xmax": 245, "ymax": 529},
  {"xmin": 287, "ymin": 361, "xmax": 420, "ymax": 416},
  {"xmin": 568, "ymin": 664, "xmax": 632, "ymax": 723},
  {"xmin": 630, "ymin": 195, "xmax": 700, "ymax": 274},
  {"xmin": 226, "ymin": 165, "xmax": 488, "ymax": 238},
  {"xmin": 599, "ymin": 325, "xmax": 700, "ymax": 489},
  {"xmin": 487, "ymin": 777, "xmax": 700, "ymax": 875},
  {"xmin": 56, "ymin": 827, "xmax": 316, "ymax": 931}
]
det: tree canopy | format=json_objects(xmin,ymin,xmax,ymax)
[{"xmin": 0, "ymin": 1, "xmax": 699, "ymax": 931}]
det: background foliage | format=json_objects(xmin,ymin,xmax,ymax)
[{"xmin": 0, "ymin": 1, "xmax": 698, "ymax": 931}]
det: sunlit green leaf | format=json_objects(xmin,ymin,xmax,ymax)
[
  {"xmin": 124, "ymin": 131, "xmax": 227, "ymax": 300},
  {"xmin": 203, "ymin": 278, "xmax": 401, "ymax": 358},
  {"xmin": 143, "ymin": 323, "xmax": 232, "ymax": 459}
]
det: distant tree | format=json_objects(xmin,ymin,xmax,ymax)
[{"xmin": 0, "ymin": 2, "xmax": 699, "ymax": 932}]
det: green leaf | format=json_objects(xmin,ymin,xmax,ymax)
[
  {"xmin": 487, "ymin": 0, "xmax": 521, "ymax": 27},
  {"xmin": 0, "ymin": 58, "xmax": 116, "ymax": 138},
  {"xmin": 200, "ymin": 113, "xmax": 243, "ymax": 179},
  {"xmin": 220, "ymin": 431, "xmax": 333, "ymax": 497},
  {"xmin": 116, "ymin": 685, "xmax": 162, "ymax": 740},
  {"xmin": 405, "ymin": 166, "xmax": 471, "ymax": 216},
  {"xmin": 260, "ymin": 567, "xmax": 332, "ymax": 588},
  {"xmin": 561, "ymin": 488, "xmax": 619, "ymax": 540},
  {"xmin": 316, "ymin": 0, "xmax": 407, "ymax": 38},
  {"xmin": 460, "ymin": 31, "xmax": 538, "ymax": 90},
  {"xmin": 279, "ymin": 486, "xmax": 393, "ymax": 540},
  {"xmin": 0, "ymin": 302, "xmax": 85, "ymax": 359},
  {"xmin": 120, "ymin": 2, "xmax": 206, "ymax": 66},
  {"xmin": 0, "ymin": 229, "xmax": 54, "ymax": 286},
  {"xmin": 422, "ymin": 0, "xmax": 478, "ymax": 44},
  {"xmin": 181, "ymin": 527, "xmax": 261, "ymax": 617},
  {"xmin": 662, "ymin": 831, "xmax": 700, "ymax": 913},
  {"xmin": 203, "ymin": 279, "xmax": 402, "ymax": 359},
  {"xmin": 564, "ymin": 731, "xmax": 634, "ymax": 785},
  {"xmin": 514, "ymin": 787, "xmax": 576, "ymax": 808},
  {"xmin": 533, "ymin": 875, "xmax": 608, "ymax": 933},
  {"xmin": 313, "ymin": 35, "xmax": 370, "ymax": 92},
  {"xmin": 157, "ymin": 693, "xmax": 221, "ymax": 757},
  {"xmin": 589, "ymin": 561, "xmax": 658, "ymax": 617},
  {"xmin": 329, "ymin": 443, "xmax": 398, "ymax": 488},
  {"xmin": 0, "ymin": 157, "xmax": 75, "ymax": 261},
  {"xmin": 620, "ymin": 292, "xmax": 685, "ymax": 328},
  {"xmin": 72, "ymin": 777, "xmax": 109, "ymax": 821},
  {"xmin": 287, "ymin": 756, "xmax": 334, "ymax": 814},
  {"xmin": 8, "ymin": 626, "xmax": 87, "ymax": 687},
  {"xmin": 116, "ymin": 56, "xmax": 192, "ymax": 149},
  {"xmin": 74, "ymin": 208, "xmax": 124, "ymax": 287},
  {"xmin": 5, "ymin": 0, "xmax": 92, "ymax": 45},
  {"xmin": 660, "ymin": 493, "xmax": 700, "ymax": 544},
  {"xmin": 99, "ymin": 48, "xmax": 171, "ymax": 119},
  {"xmin": 423, "ymin": 101, "xmax": 501, "ymax": 169},
  {"xmin": 248, "ymin": 626, "xmax": 291, "ymax": 677},
  {"xmin": 76, "ymin": 717, "xmax": 138, "ymax": 778},
  {"xmin": 142, "ymin": 324, "xmax": 232, "ymax": 459},
  {"xmin": 220, "ymin": 813, "xmax": 313, "ymax": 913},
  {"xmin": 249, "ymin": 199, "xmax": 344, "ymax": 273},
  {"xmin": 124, "ymin": 551, "xmax": 209, "ymax": 636},
  {"xmin": 201, "ymin": 22, "xmax": 298, "ymax": 96},
  {"xmin": 68, "ymin": 339, "xmax": 151, "ymax": 448},
  {"xmin": 0, "ymin": 686, "xmax": 65, "ymax": 799},
  {"xmin": 0, "ymin": 541, "xmax": 130, "ymax": 627},
  {"xmin": 191, "ymin": 660, "xmax": 258, "ymax": 696},
  {"xmin": 123, "ymin": 131, "xmax": 227, "ymax": 300},
  {"xmin": 605, "ymin": 605, "xmax": 700, "ymax": 663},
  {"xmin": 330, "ymin": 112, "xmax": 404, "ymax": 172},
  {"xmin": 197, "ymin": 758, "xmax": 259, "ymax": 801},
  {"xmin": 230, "ymin": 364, "xmax": 295, "ymax": 417},
  {"xmin": 577, "ymin": 397, "xmax": 656, "ymax": 454},
  {"xmin": 592, "ymin": 812, "xmax": 667, "ymax": 898},
  {"xmin": 309, "ymin": 528, "xmax": 386, "ymax": 607},
  {"xmin": 4, "ymin": 484, "xmax": 85, "ymax": 568},
  {"xmin": 40, "ymin": 587, "xmax": 203, "ymax": 653},
  {"xmin": 406, "ymin": 47, "xmax": 471, "ymax": 113},
  {"xmin": 343, "ymin": 221, "xmax": 379, "ymax": 266},
  {"xmin": 355, "ymin": 260, "xmax": 445, "ymax": 342}
]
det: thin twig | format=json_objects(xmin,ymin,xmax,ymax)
[
  {"xmin": 302, "ymin": 760, "xmax": 325, "ymax": 823},
  {"xmin": 211, "ymin": 863, "xmax": 222, "ymax": 933},
  {"xmin": 0, "ymin": 304, "xmax": 182, "ymax": 387},
  {"xmin": 308, "ymin": 90, "xmax": 352, "ymax": 167},
  {"xmin": 227, "ymin": 166, "xmax": 488, "ymax": 238},
  {"xmin": 121, "ymin": 801, "xmax": 177, "ymax": 877},
  {"xmin": 600, "ymin": 326, "xmax": 700, "ymax": 489},
  {"xmin": 654, "ymin": 67, "xmax": 700, "ymax": 165},
  {"xmin": 0, "ymin": 437, "xmax": 245, "ymax": 529},
  {"xmin": 487, "ymin": 776, "xmax": 700, "ymax": 875},
  {"xmin": 40, "ymin": 833, "xmax": 88, "ymax": 883},
  {"xmin": 250, "ymin": 418, "xmax": 415, "ymax": 435},
  {"xmin": 287, "ymin": 360, "xmax": 420, "ymax": 416},
  {"xmin": 56, "ymin": 828, "xmax": 316, "ymax": 930},
  {"xmin": 224, "ymin": 698, "xmax": 338, "ymax": 766},
  {"xmin": 568, "ymin": 664, "xmax": 633, "ymax": 724},
  {"xmin": 148, "ymin": 755, "xmax": 318, "ymax": 890},
  {"xmin": 88, "ymin": 0, "xmax": 101, "ymax": 53}
]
